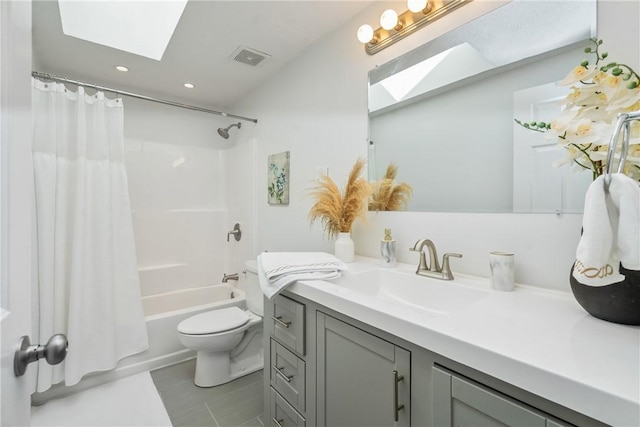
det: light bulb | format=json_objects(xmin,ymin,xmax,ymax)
[
  {"xmin": 380, "ymin": 9, "xmax": 399, "ymax": 30},
  {"xmin": 357, "ymin": 24, "xmax": 374, "ymax": 44},
  {"xmin": 407, "ymin": 0, "xmax": 428, "ymax": 13}
]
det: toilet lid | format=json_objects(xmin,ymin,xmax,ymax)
[{"xmin": 177, "ymin": 307, "xmax": 249, "ymax": 335}]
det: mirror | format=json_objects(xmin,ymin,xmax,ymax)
[{"xmin": 368, "ymin": 0, "xmax": 596, "ymax": 213}]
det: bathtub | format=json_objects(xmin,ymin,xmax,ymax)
[
  {"xmin": 142, "ymin": 283, "xmax": 244, "ymax": 317},
  {"xmin": 33, "ymin": 284, "xmax": 246, "ymax": 404}
]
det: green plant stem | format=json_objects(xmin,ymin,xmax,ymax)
[
  {"xmin": 591, "ymin": 38, "xmax": 639, "ymax": 82},
  {"xmin": 567, "ymin": 143, "xmax": 600, "ymax": 177},
  {"xmin": 591, "ymin": 38, "xmax": 603, "ymax": 66},
  {"xmin": 617, "ymin": 63, "xmax": 640, "ymax": 82},
  {"xmin": 513, "ymin": 119, "xmax": 546, "ymax": 133}
]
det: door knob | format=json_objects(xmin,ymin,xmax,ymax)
[{"xmin": 14, "ymin": 334, "xmax": 68, "ymax": 377}]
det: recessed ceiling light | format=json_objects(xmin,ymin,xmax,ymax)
[
  {"xmin": 115, "ymin": 65, "xmax": 129, "ymax": 72},
  {"xmin": 183, "ymin": 83, "xmax": 195, "ymax": 89}
]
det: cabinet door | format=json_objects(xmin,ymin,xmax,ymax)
[
  {"xmin": 433, "ymin": 367, "xmax": 546, "ymax": 427},
  {"xmin": 317, "ymin": 312, "xmax": 410, "ymax": 427}
]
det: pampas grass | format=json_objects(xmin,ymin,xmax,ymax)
[
  {"xmin": 369, "ymin": 163, "xmax": 412, "ymax": 211},
  {"xmin": 308, "ymin": 158, "xmax": 370, "ymax": 239}
]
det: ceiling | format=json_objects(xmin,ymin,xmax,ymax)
[{"xmin": 32, "ymin": 1, "xmax": 374, "ymax": 112}]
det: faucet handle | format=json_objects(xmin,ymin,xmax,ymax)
[
  {"xmin": 227, "ymin": 223, "xmax": 242, "ymax": 242},
  {"xmin": 441, "ymin": 253, "xmax": 463, "ymax": 280}
]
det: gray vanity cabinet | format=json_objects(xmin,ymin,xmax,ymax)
[
  {"xmin": 266, "ymin": 294, "xmax": 309, "ymax": 427},
  {"xmin": 432, "ymin": 367, "xmax": 572, "ymax": 427},
  {"xmin": 316, "ymin": 312, "xmax": 411, "ymax": 427},
  {"xmin": 264, "ymin": 292, "xmax": 593, "ymax": 427}
]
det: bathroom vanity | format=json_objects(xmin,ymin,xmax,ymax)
[{"xmin": 263, "ymin": 258, "xmax": 639, "ymax": 427}]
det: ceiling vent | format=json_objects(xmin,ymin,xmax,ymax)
[{"xmin": 229, "ymin": 46, "xmax": 271, "ymax": 67}]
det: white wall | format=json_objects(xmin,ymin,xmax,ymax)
[
  {"xmin": 230, "ymin": 0, "xmax": 640, "ymax": 292},
  {"xmin": 123, "ymin": 98, "xmax": 237, "ymax": 299}
]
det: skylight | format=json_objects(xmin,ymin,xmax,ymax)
[
  {"xmin": 57, "ymin": 0, "xmax": 188, "ymax": 61},
  {"xmin": 369, "ymin": 43, "xmax": 496, "ymax": 112},
  {"xmin": 379, "ymin": 48, "xmax": 450, "ymax": 102}
]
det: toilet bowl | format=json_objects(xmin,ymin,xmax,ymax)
[{"xmin": 177, "ymin": 260, "xmax": 264, "ymax": 387}]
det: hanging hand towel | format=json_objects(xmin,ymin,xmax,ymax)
[
  {"xmin": 258, "ymin": 252, "xmax": 348, "ymax": 299},
  {"xmin": 572, "ymin": 173, "xmax": 640, "ymax": 287}
]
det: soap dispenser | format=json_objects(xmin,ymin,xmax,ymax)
[{"xmin": 380, "ymin": 228, "xmax": 397, "ymax": 268}]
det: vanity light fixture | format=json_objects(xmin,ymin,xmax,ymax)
[
  {"xmin": 183, "ymin": 82, "xmax": 195, "ymax": 89},
  {"xmin": 357, "ymin": 0, "xmax": 471, "ymax": 55},
  {"xmin": 115, "ymin": 65, "xmax": 129, "ymax": 72}
]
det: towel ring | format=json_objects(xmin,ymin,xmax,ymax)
[{"xmin": 603, "ymin": 111, "xmax": 640, "ymax": 192}]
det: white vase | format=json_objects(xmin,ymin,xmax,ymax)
[{"xmin": 334, "ymin": 232, "xmax": 355, "ymax": 263}]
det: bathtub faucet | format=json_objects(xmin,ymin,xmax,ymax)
[{"xmin": 222, "ymin": 273, "xmax": 239, "ymax": 283}]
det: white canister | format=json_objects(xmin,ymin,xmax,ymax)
[{"xmin": 489, "ymin": 251, "xmax": 515, "ymax": 291}]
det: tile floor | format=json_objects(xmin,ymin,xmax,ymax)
[{"xmin": 151, "ymin": 359, "xmax": 265, "ymax": 427}]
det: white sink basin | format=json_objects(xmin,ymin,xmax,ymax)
[{"xmin": 331, "ymin": 268, "xmax": 490, "ymax": 316}]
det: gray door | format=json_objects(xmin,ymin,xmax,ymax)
[
  {"xmin": 317, "ymin": 312, "xmax": 410, "ymax": 427},
  {"xmin": 433, "ymin": 367, "xmax": 547, "ymax": 427}
]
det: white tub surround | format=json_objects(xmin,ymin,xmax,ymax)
[{"xmin": 285, "ymin": 257, "xmax": 639, "ymax": 427}]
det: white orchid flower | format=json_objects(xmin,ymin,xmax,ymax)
[
  {"xmin": 559, "ymin": 65, "xmax": 599, "ymax": 86},
  {"xmin": 606, "ymin": 87, "xmax": 640, "ymax": 111},
  {"xmin": 564, "ymin": 119, "xmax": 612, "ymax": 147}
]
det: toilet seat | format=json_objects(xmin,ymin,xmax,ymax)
[{"xmin": 178, "ymin": 307, "xmax": 249, "ymax": 335}]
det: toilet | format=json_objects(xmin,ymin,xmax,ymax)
[{"xmin": 177, "ymin": 260, "xmax": 263, "ymax": 387}]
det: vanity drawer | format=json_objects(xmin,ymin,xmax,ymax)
[
  {"xmin": 272, "ymin": 294, "xmax": 305, "ymax": 356},
  {"xmin": 270, "ymin": 339, "xmax": 306, "ymax": 411},
  {"xmin": 270, "ymin": 387, "xmax": 305, "ymax": 427}
]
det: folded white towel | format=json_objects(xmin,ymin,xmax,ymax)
[
  {"xmin": 257, "ymin": 252, "xmax": 347, "ymax": 299},
  {"xmin": 573, "ymin": 173, "xmax": 640, "ymax": 286}
]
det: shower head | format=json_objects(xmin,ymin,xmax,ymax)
[{"xmin": 217, "ymin": 122, "xmax": 242, "ymax": 139}]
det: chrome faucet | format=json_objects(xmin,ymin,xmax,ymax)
[
  {"xmin": 410, "ymin": 239, "xmax": 462, "ymax": 280},
  {"xmin": 222, "ymin": 273, "xmax": 239, "ymax": 283},
  {"xmin": 411, "ymin": 239, "xmax": 440, "ymax": 272}
]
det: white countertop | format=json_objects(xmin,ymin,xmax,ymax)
[{"xmin": 286, "ymin": 257, "xmax": 640, "ymax": 427}]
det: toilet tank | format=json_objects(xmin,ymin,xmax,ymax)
[{"xmin": 244, "ymin": 260, "xmax": 263, "ymax": 316}]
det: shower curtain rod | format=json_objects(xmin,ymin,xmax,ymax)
[{"xmin": 31, "ymin": 71, "xmax": 258, "ymax": 124}]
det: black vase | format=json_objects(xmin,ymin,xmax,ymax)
[{"xmin": 570, "ymin": 263, "xmax": 640, "ymax": 325}]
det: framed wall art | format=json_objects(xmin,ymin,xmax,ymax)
[{"xmin": 268, "ymin": 151, "xmax": 290, "ymax": 205}]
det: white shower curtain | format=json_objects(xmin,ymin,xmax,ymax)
[{"xmin": 31, "ymin": 79, "xmax": 148, "ymax": 392}]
